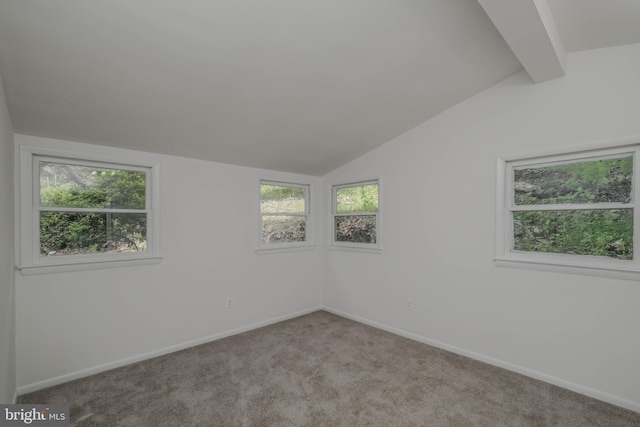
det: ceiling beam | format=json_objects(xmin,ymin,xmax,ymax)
[{"xmin": 478, "ymin": 0, "xmax": 566, "ymax": 83}]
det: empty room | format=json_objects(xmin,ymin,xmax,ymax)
[{"xmin": 1, "ymin": 1, "xmax": 640, "ymax": 425}]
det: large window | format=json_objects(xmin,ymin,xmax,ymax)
[
  {"xmin": 332, "ymin": 180, "xmax": 379, "ymax": 248},
  {"xmin": 260, "ymin": 181, "xmax": 310, "ymax": 248},
  {"xmin": 496, "ymin": 143, "xmax": 640, "ymax": 277},
  {"xmin": 19, "ymin": 146, "xmax": 161, "ymax": 274}
]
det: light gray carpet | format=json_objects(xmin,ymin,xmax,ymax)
[{"xmin": 18, "ymin": 311, "xmax": 640, "ymax": 426}]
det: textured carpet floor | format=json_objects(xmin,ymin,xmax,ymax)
[{"xmin": 19, "ymin": 310, "xmax": 640, "ymax": 426}]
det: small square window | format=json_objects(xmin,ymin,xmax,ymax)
[
  {"xmin": 332, "ymin": 181, "xmax": 379, "ymax": 248},
  {"xmin": 260, "ymin": 181, "xmax": 310, "ymax": 248}
]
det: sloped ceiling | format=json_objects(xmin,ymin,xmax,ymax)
[
  {"xmin": 0, "ymin": 1, "xmax": 638, "ymax": 175},
  {"xmin": 547, "ymin": 0, "xmax": 640, "ymax": 52}
]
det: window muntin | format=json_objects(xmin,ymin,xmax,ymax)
[
  {"xmin": 19, "ymin": 146, "xmax": 160, "ymax": 273},
  {"xmin": 498, "ymin": 145, "xmax": 640, "ymax": 275},
  {"xmin": 332, "ymin": 181, "xmax": 379, "ymax": 246},
  {"xmin": 260, "ymin": 182, "xmax": 309, "ymax": 245}
]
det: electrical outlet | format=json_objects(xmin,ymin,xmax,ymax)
[
  {"xmin": 407, "ymin": 299, "xmax": 413, "ymax": 310},
  {"xmin": 227, "ymin": 297, "xmax": 232, "ymax": 309}
]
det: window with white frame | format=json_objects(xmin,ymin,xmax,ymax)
[
  {"xmin": 496, "ymin": 143, "xmax": 640, "ymax": 276},
  {"xmin": 260, "ymin": 181, "xmax": 309, "ymax": 247},
  {"xmin": 332, "ymin": 180, "xmax": 379, "ymax": 247},
  {"xmin": 19, "ymin": 146, "xmax": 160, "ymax": 274}
]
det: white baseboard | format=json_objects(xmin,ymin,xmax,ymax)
[
  {"xmin": 17, "ymin": 306, "xmax": 322, "ymax": 396},
  {"xmin": 322, "ymin": 306, "xmax": 640, "ymax": 414},
  {"xmin": 17, "ymin": 305, "xmax": 640, "ymax": 414}
]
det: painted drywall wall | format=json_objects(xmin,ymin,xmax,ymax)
[
  {"xmin": 15, "ymin": 134, "xmax": 324, "ymax": 392},
  {"xmin": 0, "ymin": 74, "xmax": 16, "ymax": 403},
  {"xmin": 323, "ymin": 43, "xmax": 640, "ymax": 412}
]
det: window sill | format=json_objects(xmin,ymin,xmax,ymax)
[
  {"xmin": 255, "ymin": 245, "xmax": 316, "ymax": 255},
  {"xmin": 494, "ymin": 257, "xmax": 640, "ymax": 281},
  {"xmin": 18, "ymin": 256, "xmax": 163, "ymax": 276},
  {"xmin": 327, "ymin": 245, "xmax": 382, "ymax": 254}
]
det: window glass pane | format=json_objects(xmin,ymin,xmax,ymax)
[
  {"xmin": 262, "ymin": 215, "xmax": 305, "ymax": 243},
  {"xmin": 40, "ymin": 212, "xmax": 147, "ymax": 256},
  {"xmin": 513, "ymin": 209, "xmax": 632, "ymax": 259},
  {"xmin": 40, "ymin": 161, "xmax": 146, "ymax": 209},
  {"xmin": 514, "ymin": 156, "xmax": 632, "ymax": 205},
  {"xmin": 335, "ymin": 215, "xmax": 377, "ymax": 244},
  {"xmin": 336, "ymin": 184, "xmax": 378, "ymax": 213},
  {"xmin": 260, "ymin": 184, "xmax": 305, "ymax": 214}
]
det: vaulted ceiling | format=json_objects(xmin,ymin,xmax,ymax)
[{"xmin": 0, "ymin": 1, "xmax": 639, "ymax": 175}]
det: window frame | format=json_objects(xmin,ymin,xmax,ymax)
[
  {"xmin": 330, "ymin": 179, "xmax": 381, "ymax": 251},
  {"xmin": 257, "ymin": 180, "xmax": 312, "ymax": 252},
  {"xmin": 495, "ymin": 141, "xmax": 640, "ymax": 279},
  {"xmin": 18, "ymin": 146, "xmax": 161, "ymax": 275}
]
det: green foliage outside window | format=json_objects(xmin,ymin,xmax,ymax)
[
  {"xmin": 39, "ymin": 162, "xmax": 147, "ymax": 256},
  {"xmin": 513, "ymin": 210, "xmax": 632, "ymax": 259},
  {"xmin": 513, "ymin": 156, "xmax": 633, "ymax": 259},
  {"xmin": 514, "ymin": 157, "xmax": 632, "ymax": 205},
  {"xmin": 336, "ymin": 184, "xmax": 378, "ymax": 213}
]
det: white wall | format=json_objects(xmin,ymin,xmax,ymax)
[
  {"xmin": 0, "ymin": 73, "xmax": 16, "ymax": 403},
  {"xmin": 15, "ymin": 134, "xmax": 324, "ymax": 392},
  {"xmin": 12, "ymin": 41, "xmax": 640, "ymax": 412},
  {"xmin": 323, "ymin": 43, "xmax": 640, "ymax": 412}
]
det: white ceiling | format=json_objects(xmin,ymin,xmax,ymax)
[
  {"xmin": 0, "ymin": 1, "xmax": 639, "ymax": 175},
  {"xmin": 547, "ymin": 0, "xmax": 640, "ymax": 52}
]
